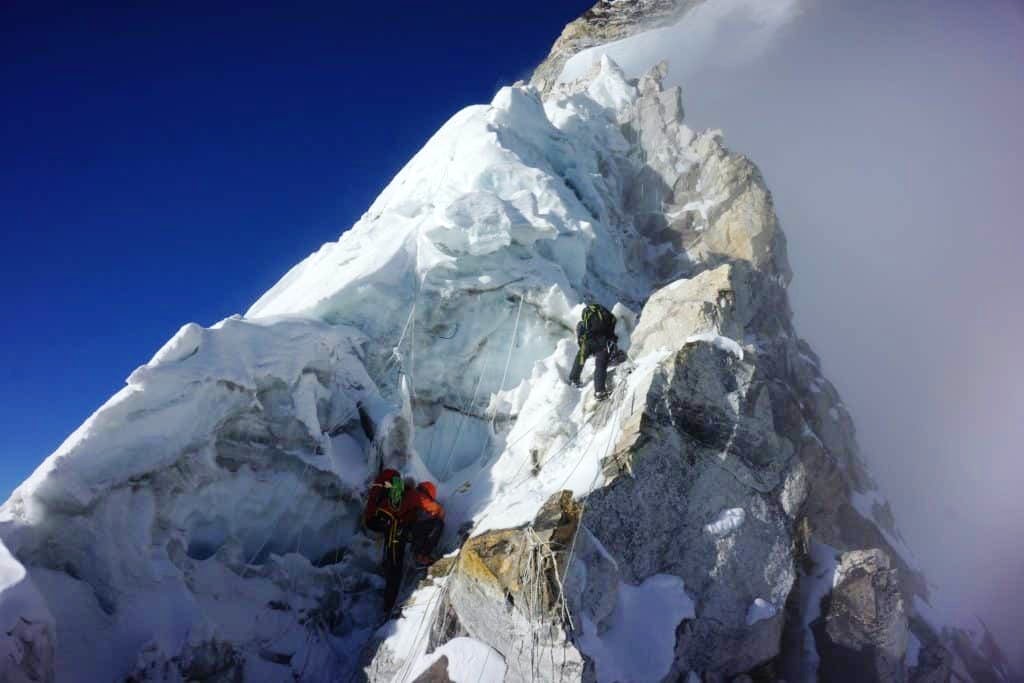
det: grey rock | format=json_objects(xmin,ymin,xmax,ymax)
[
  {"xmin": 399, "ymin": 491, "xmax": 586, "ymax": 683},
  {"xmin": 583, "ymin": 339, "xmax": 795, "ymax": 676},
  {"xmin": 813, "ymin": 549, "xmax": 908, "ymax": 683},
  {"xmin": 412, "ymin": 655, "xmax": 451, "ymax": 682},
  {"xmin": 531, "ymin": 1, "xmax": 706, "ymax": 94}
]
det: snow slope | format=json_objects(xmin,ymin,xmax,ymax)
[
  {"xmin": 0, "ymin": 56, "xmax": 742, "ymax": 682},
  {"xmin": 0, "ymin": 14, "xmax": 1009, "ymax": 678}
]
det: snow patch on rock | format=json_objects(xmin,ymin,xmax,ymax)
[
  {"xmin": 409, "ymin": 637, "xmax": 507, "ymax": 682},
  {"xmin": 687, "ymin": 332, "xmax": 744, "ymax": 360},
  {"xmin": 704, "ymin": 507, "xmax": 746, "ymax": 537},
  {"xmin": 746, "ymin": 598, "xmax": 777, "ymax": 626},
  {"xmin": 578, "ymin": 574, "xmax": 694, "ymax": 683}
]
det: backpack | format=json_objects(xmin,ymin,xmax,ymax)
[
  {"xmin": 384, "ymin": 474, "xmax": 405, "ymax": 509},
  {"xmin": 581, "ymin": 303, "xmax": 616, "ymax": 337}
]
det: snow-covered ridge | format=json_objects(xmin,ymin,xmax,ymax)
[
  {"xmin": 2, "ymin": 54, "xmax": 787, "ymax": 682},
  {"xmin": 0, "ymin": 34, "xmax": 1008, "ymax": 683}
]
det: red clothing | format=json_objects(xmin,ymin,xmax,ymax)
[
  {"xmin": 363, "ymin": 469, "xmax": 415, "ymax": 525},
  {"xmin": 414, "ymin": 482, "xmax": 445, "ymax": 521},
  {"xmin": 363, "ymin": 470, "xmax": 445, "ymax": 525}
]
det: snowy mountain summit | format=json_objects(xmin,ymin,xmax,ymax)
[{"xmin": 1, "ymin": 4, "xmax": 1014, "ymax": 683}]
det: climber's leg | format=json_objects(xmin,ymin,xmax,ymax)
[
  {"xmin": 410, "ymin": 518, "xmax": 444, "ymax": 562},
  {"xmin": 380, "ymin": 520, "xmax": 407, "ymax": 610},
  {"xmin": 568, "ymin": 344, "xmax": 587, "ymax": 387},
  {"xmin": 593, "ymin": 345, "xmax": 610, "ymax": 396}
]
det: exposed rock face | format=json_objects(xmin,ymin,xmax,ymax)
[
  {"xmin": 812, "ymin": 549, "xmax": 908, "ymax": 683},
  {"xmin": 586, "ymin": 340, "xmax": 795, "ymax": 677},
  {"xmin": 532, "ymin": 0, "xmax": 704, "ymax": 94},
  {"xmin": 444, "ymin": 492, "xmax": 585, "ymax": 682}
]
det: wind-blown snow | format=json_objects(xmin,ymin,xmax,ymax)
[
  {"xmin": 578, "ymin": 574, "xmax": 695, "ymax": 683},
  {"xmin": 558, "ymin": 0, "xmax": 802, "ymax": 87}
]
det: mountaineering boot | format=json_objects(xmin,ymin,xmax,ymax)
[{"xmin": 595, "ymin": 389, "xmax": 610, "ymax": 401}]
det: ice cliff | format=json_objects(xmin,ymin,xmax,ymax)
[{"xmin": 0, "ymin": 3, "xmax": 1013, "ymax": 682}]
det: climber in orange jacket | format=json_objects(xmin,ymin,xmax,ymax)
[{"xmin": 363, "ymin": 468, "xmax": 445, "ymax": 609}]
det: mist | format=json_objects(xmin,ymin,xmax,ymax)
[{"xmin": 566, "ymin": 0, "xmax": 1024, "ymax": 661}]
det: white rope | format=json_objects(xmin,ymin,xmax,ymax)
[
  {"xmin": 409, "ymin": 298, "xmax": 417, "ymax": 392},
  {"xmin": 393, "ymin": 298, "xmax": 417, "ymax": 362},
  {"xmin": 387, "ymin": 388, "xmax": 622, "ymax": 683},
  {"xmin": 440, "ymin": 361, "xmax": 488, "ymax": 479},
  {"xmin": 393, "ymin": 575, "xmax": 454, "ymax": 683},
  {"xmin": 239, "ymin": 457, "xmax": 313, "ymax": 580},
  {"xmin": 493, "ymin": 296, "xmax": 525, "ymax": 428},
  {"xmin": 558, "ymin": 399, "xmax": 624, "ymax": 636},
  {"xmin": 473, "ymin": 295, "xmax": 525, "ymax": 466}
]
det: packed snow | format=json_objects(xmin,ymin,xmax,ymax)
[
  {"xmin": 577, "ymin": 574, "xmax": 695, "ymax": 683},
  {"xmin": 408, "ymin": 637, "xmax": 507, "ymax": 682}
]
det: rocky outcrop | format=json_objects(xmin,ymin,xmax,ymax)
[
  {"xmin": 443, "ymin": 492, "xmax": 585, "ymax": 682},
  {"xmin": 812, "ymin": 549, "xmax": 909, "ymax": 683},
  {"xmin": 587, "ymin": 339, "xmax": 795, "ymax": 677},
  {"xmin": 369, "ymin": 491, "xmax": 585, "ymax": 683},
  {"xmin": 532, "ymin": 0, "xmax": 704, "ymax": 94},
  {"xmin": 404, "ymin": 49, "xmax": 1009, "ymax": 682}
]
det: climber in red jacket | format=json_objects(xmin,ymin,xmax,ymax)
[{"xmin": 363, "ymin": 468, "xmax": 445, "ymax": 609}]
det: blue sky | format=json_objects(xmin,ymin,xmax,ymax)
[{"xmin": 0, "ymin": 1, "xmax": 591, "ymax": 500}]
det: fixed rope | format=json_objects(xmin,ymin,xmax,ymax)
[
  {"xmin": 470, "ymin": 295, "xmax": 525, "ymax": 471},
  {"xmin": 440, "ymin": 361, "xmax": 488, "ymax": 479}
]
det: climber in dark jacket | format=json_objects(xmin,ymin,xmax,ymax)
[
  {"xmin": 363, "ymin": 468, "xmax": 445, "ymax": 610},
  {"xmin": 568, "ymin": 303, "xmax": 619, "ymax": 399}
]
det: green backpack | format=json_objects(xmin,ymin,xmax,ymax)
[
  {"xmin": 386, "ymin": 475, "xmax": 405, "ymax": 509},
  {"xmin": 581, "ymin": 303, "xmax": 616, "ymax": 336}
]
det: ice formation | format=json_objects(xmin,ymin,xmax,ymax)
[{"xmin": 0, "ymin": 4, "xmax": 1013, "ymax": 680}]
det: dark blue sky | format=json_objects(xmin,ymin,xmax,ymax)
[{"xmin": 0, "ymin": 1, "xmax": 591, "ymax": 500}]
